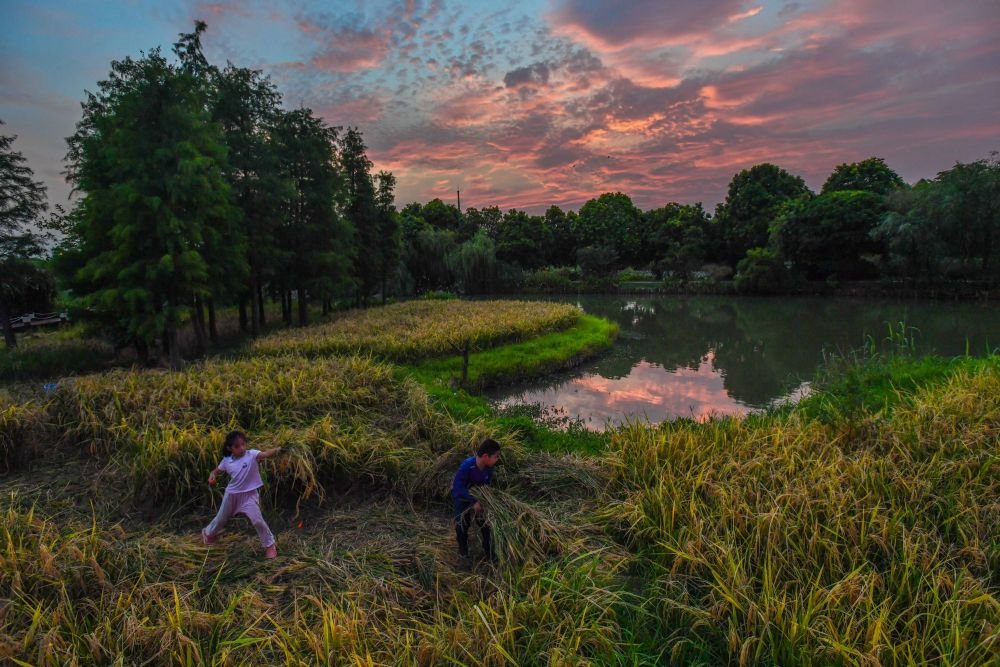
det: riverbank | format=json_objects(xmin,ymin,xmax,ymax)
[{"xmin": 507, "ymin": 278, "xmax": 997, "ymax": 301}]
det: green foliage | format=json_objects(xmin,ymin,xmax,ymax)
[
  {"xmin": 419, "ymin": 290, "xmax": 458, "ymax": 300},
  {"xmin": 340, "ymin": 128, "xmax": 380, "ymax": 305},
  {"xmin": 64, "ymin": 39, "xmax": 238, "ymax": 367},
  {"xmin": 872, "ymin": 184, "xmax": 946, "ymax": 282},
  {"xmin": 774, "ymin": 189, "xmax": 884, "ymax": 279},
  {"xmin": 734, "ymin": 247, "xmax": 790, "ymax": 294},
  {"xmin": 643, "ymin": 202, "xmax": 710, "ymax": 280},
  {"xmin": 822, "ymin": 156, "xmax": 905, "ymax": 195},
  {"xmin": 445, "ymin": 232, "xmax": 497, "ymax": 294},
  {"xmin": 272, "ymin": 108, "xmax": 354, "ymax": 324},
  {"xmin": 494, "ymin": 209, "xmax": 547, "ymax": 270},
  {"xmin": 0, "ymin": 336, "xmax": 117, "ymax": 382},
  {"xmin": 715, "ymin": 163, "xmax": 811, "ymax": 266},
  {"xmin": 0, "ymin": 121, "xmax": 50, "ymax": 348},
  {"xmin": 576, "ymin": 192, "xmax": 642, "ymax": 265},
  {"xmin": 524, "ymin": 266, "xmax": 579, "ymax": 292},
  {"xmin": 576, "ymin": 245, "xmax": 618, "ymax": 278}
]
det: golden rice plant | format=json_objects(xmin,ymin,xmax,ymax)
[
  {"xmin": 44, "ymin": 354, "xmax": 517, "ymax": 508},
  {"xmin": 0, "ymin": 390, "xmax": 45, "ymax": 472},
  {"xmin": 251, "ymin": 300, "xmax": 581, "ymax": 361},
  {"xmin": 601, "ymin": 363, "xmax": 1000, "ymax": 665}
]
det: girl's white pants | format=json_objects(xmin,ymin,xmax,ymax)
[{"xmin": 203, "ymin": 488, "xmax": 275, "ymax": 548}]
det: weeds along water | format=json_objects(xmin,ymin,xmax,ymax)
[{"xmin": 0, "ymin": 300, "xmax": 997, "ymax": 665}]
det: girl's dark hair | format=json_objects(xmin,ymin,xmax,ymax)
[
  {"xmin": 222, "ymin": 431, "xmax": 246, "ymax": 457},
  {"xmin": 477, "ymin": 438, "xmax": 501, "ymax": 456}
]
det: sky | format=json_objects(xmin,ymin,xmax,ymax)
[{"xmin": 2, "ymin": 0, "xmax": 998, "ymax": 214}]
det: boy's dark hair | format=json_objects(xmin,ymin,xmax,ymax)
[
  {"xmin": 477, "ymin": 438, "xmax": 501, "ymax": 456},
  {"xmin": 222, "ymin": 431, "xmax": 246, "ymax": 457}
]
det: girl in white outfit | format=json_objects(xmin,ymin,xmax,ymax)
[{"xmin": 201, "ymin": 431, "xmax": 284, "ymax": 559}]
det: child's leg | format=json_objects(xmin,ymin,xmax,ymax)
[
  {"xmin": 203, "ymin": 492, "xmax": 238, "ymax": 540},
  {"xmin": 235, "ymin": 491, "xmax": 276, "ymax": 548},
  {"xmin": 475, "ymin": 514, "xmax": 495, "ymax": 561},
  {"xmin": 454, "ymin": 502, "xmax": 473, "ymax": 557}
]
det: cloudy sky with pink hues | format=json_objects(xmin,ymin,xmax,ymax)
[{"xmin": 3, "ymin": 0, "xmax": 998, "ymax": 213}]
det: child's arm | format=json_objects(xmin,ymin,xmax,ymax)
[
  {"xmin": 257, "ymin": 447, "xmax": 284, "ymax": 460},
  {"xmin": 208, "ymin": 466, "xmax": 223, "ymax": 485}
]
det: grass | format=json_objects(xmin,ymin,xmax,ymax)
[
  {"xmin": 1, "ymin": 300, "xmax": 997, "ymax": 665},
  {"xmin": 0, "ymin": 333, "xmax": 118, "ymax": 382},
  {"xmin": 401, "ymin": 314, "xmax": 617, "ymax": 455}
]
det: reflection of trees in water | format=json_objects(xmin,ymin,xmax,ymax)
[
  {"xmin": 505, "ymin": 294, "xmax": 1000, "ymax": 411},
  {"xmin": 574, "ymin": 295, "xmax": 1000, "ymax": 408}
]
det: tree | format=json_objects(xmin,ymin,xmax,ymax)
[
  {"xmin": 273, "ymin": 108, "xmax": 353, "ymax": 326},
  {"xmin": 0, "ymin": 122, "xmax": 49, "ymax": 348},
  {"xmin": 404, "ymin": 224, "xmax": 456, "ymax": 293},
  {"xmin": 447, "ymin": 232, "xmax": 497, "ymax": 294},
  {"xmin": 420, "ymin": 198, "xmax": 463, "ymax": 234},
  {"xmin": 464, "ymin": 205, "xmax": 503, "ymax": 241},
  {"xmin": 822, "ymin": 157, "xmax": 905, "ymax": 196},
  {"xmin": 340, "ymin": 128, "xmax": 379, "ymax": 305},
  {"xmin": 576, "ymin": 245, "xmax": 618, "ymax": 278},
  {"xmin": 495, "ymin": 209, "xmax": 547, "ymax": 270},
  {"xmin": 374, "ymin": 171, "xmax": 401, "ymax": 303},
  {"xmin": 541, "ymin": 205, "xmax": 577, "ymax": 267},
  {"xmin": 643, "ymin": 203, "xmax": 710, "ymax": 280},
  {"xmin": 774, "ymin": 190, "xmax": 884, "ymax": 279},
  {"xmin": 210, "ymin": 59, "xmax": 283, "ymax": 336},
  {"xmin": 872, "ymin": 184, "xmax": 945, "ymax": 283},
  {"xmin": 932, "ymin": 154, "xmax": 1000, "ymax": 280},
  {"xmin": 65, "ymin": 42, "xmax": 237, "ymax": 368},
  {"xmin": 714, "ymin": 164, "xmax": 811, "ymax": 267},
  {"xmin": 575, "ymin": 192, "xmax": 642, "ymax": 266},
  {"xmin": 734, "ymin": 247, "xmax": 789, "ymax": 295}
]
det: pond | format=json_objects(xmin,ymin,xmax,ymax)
[{"xmin": 490, "ymin": 295, "xmax": 999, "ymax": 429}]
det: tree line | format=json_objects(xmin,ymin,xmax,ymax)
[
  {"xmin": 395, "ymin": 154, "xmax": 999, "ymax": 296},
  {"xmin": 2, "ymin": 22, "xmax": 998, "ymax": 357},
  {"xmin": 2, "ymin": 23, "xmax": 400, "ymax": 362}
]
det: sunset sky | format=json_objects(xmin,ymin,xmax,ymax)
[{"xmin": 2, "ymin": 0, "xmax": 998, "ymax": 214}]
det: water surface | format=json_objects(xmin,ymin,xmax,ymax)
[{"xmin": 492, "ymin": 295, "xmax": 998, "ymax": 429}]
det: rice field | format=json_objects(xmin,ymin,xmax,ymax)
[
  {"xmin": 250, "ymin": 300, "xmax": 582, "ymax": 361},
  {"xmin": 0, "ymin": 299, "xmax": 997, "ymax": 665}
]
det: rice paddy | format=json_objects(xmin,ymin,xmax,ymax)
[
  {"xmin": 250, "ymin": 300, "xmax": 582, "ymax": 361},
  {"xmin": 0, "ymin": 299, "xmax": 997, "ymax": 665}
]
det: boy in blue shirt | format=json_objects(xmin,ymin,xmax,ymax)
[{"xmin": 451, "ymin": 438, "xmax": 501, "ymax": 562}]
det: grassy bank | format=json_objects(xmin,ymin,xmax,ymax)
[{"xmin": 0, "ymin": 299, "xmax": 996, "ymax": 665}]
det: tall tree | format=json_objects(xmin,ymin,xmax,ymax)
[
  {"xmin": 933, "ymin": 154, "xmax": 1000, "ymax": 280},
  {"xmin": 575, "ymin": 192, "xmax": 642, "ymax": 266},
  {"xmin": 774, "ymin": 190, "xmax": 884, "ymax": 279},
  {"xmin": 542, "ymin": 205, "xmax": 576, "ymax": 267},
  {"xmin": 822, "ymin": 157, "xmax": 905, "ymax": 196},
  {"xmin": 65, "ymin": 42, "xmax": 236, "ymax": 368},
  {"xmin": 340, "ymin": 128, "xmax": 379, "ymax": 306},
  {"xmin": 643, "ymin": 203, "xmax": 711, "ymax": 281},
  {"xmin": 495, "ymin": 209, "xmax": 547, "ymax": 270},
  {"xmin": 714, "ymin": 164, "xmax": 811, "ymax": 266},
  {"xmin": 0, "ymin": 121, "xmax": 49, "ymax": 348},
  {"xmin": 210, "ymin": 59, "xmax": 284, "ymax": 335},
  {"xmin": 273, "ymin": 108, "xmax": 354, "ymax": 325},
  {"xmin": 374, "ymin": 170, "xmax": 400, "ymax": 303}
]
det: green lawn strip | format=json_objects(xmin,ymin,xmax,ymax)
[{"xmin": 400, "ymin": 314, "xmax": 617, "ymax": 455}]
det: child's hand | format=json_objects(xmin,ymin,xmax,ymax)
[{"xmin": 208, "ymin": 472, "xmax": 217, "ymax": 485}]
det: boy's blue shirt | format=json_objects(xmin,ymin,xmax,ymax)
[{"xmin": 451, "ymin": 455, "xmax": 493, "ymax": 503}]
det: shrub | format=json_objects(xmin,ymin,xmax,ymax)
[{"xmin": 734, "ymin": 247, "xmax": 790, "ymax": 295}]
